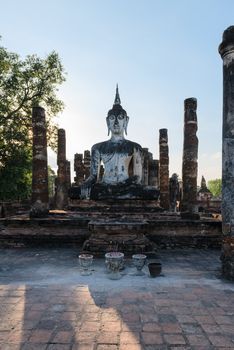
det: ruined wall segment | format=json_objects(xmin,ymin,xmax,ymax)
[
  {"xmin": 149, "ymin": 160, "xmax": 159, "ymax": 187},
  {"xmin": 141, "ymin": 148, "xmax": 159, "ymax": 187}
]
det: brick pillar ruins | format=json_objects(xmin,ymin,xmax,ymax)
[
  {"xmin": 149, "ymin": 160, "xmax": 159, "ymax": 187},
  {"xmin": 181, "ymin": 98, "xmax": 199, "ymax": 218},
  {"xmin": 219, "ymin": 26, "xmax": 234, "ymax": 280},
  {"xmin": 84, "ymin": 150, "xmax": 91, "ymax": 180},
  {"xmin": 74, "ymin": 153, "xmax": 84, "ymax": 185},
  {"xmin": 30, "ymin": 107, "xmax": 49, "ymax": 218},
  {"xmin": 142, "ymin": 148, "xmax": 149, "ymax": 185},
  {"xmin": 66, "ymin": 160, "xmax": 71, "ymax": 189},
  {"xmin": 55, "ymin": 128, "xmax": 68, "ymax": 209},
  {"xmin": 159, "ymin": 129, "xmax": 169, "ymax": 210}
]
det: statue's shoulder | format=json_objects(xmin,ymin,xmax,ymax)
[
  {"xmin": 91, "ymin": 140, "xmax": 108, "ymax": 152},
  {"xmin": 91, "ymin": 139, "xmax": 142, "ymax": 154},
  {"xmin": 92, "ymin": 141, "xmax": 108, "ymax": 149},
  {"xmin": 124, "ymin": 139, "xmax": 142, "ymax": 151}
]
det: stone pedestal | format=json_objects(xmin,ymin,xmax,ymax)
[
  {"xmin": 181, "ymin": 98, "xmax": 199, "ymax": 219},
  {"xmin": 159, "ymin": 129, "xmax": 169, "ymax": 210},
  {"xmin": 82, "ymin": 219, "xmax": 157, "ymax": 256},
  {"xmin": 30, "ymin": 107, "xmax": 49, "ymax": 218},
  {"xmin": 219, "ymin": 26, "xmax": 234, "ymax": 279},
  {"xmin": 89, "ymin": 181, "xmax": 160, "ymax": 200}
]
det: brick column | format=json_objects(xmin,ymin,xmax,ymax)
[
  {"xmin": 142, "ymin": 148, "xmax": 149, "ymax": 185},
  {"xmin": 66, "ymin": 160, "xmax": 71, "ymax": 189},
  {"xmin": 159, "ymin": 129, "xmax": 169, "ymax": 209},
  {"xmin": 84, "ymin": 150, "xmax": 91, "ymax": 180},
  {"xmin": 74, "ymin": 153, "xmax": 85, "ymax": 185},
  {"xmin": 219, "ymin": 26, "xmax": 234, "ymax": 280},
  {"xmin": 30, "ymin": 107, "xmax": 49, "ymax": 218},
  {"xmin": 55, "ymin": 128, "xmax": 68, "ymax": 209},
  {"xmin": 169, "ymin": 173, "xmax": 179, "ymax": 212},
  {"xmin": 149, "ymin": 159, "xmax": 159, "ymax": 187},
  {"xmin": 181, "ymin": 98, "xmax": 199, "ymax": 218}
]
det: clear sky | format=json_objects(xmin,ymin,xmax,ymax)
[{"xmin": 1, "ymin": 0, "xmax": 234, "ymax": 183}]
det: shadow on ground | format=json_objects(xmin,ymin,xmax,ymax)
[{"xmin": 0, "ymin": 248, "xmax": 234, "ymax": 349}]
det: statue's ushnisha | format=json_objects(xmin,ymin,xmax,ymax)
[{"xmin": 81, "ymin": 86, "xmax": 143, "ymax": 199}]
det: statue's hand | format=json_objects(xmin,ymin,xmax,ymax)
[
  {"xmin": 80, "ymin": 175, "xmax": 96, "ymax": 199},
  {"xmin": 125, "ymin": 175, "xmax": 141, "ymax": 185},
  {"xmin": 80, "ymin": 183, "xmax": 91, "ymax": 200}
]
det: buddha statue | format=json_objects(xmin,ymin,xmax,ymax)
[{"xmin": 70, "ymin": 86, "xmax": 159, "ymax": 200}]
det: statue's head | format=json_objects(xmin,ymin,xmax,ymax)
[{"xmin": 106, "ymin": 85, "xmax": 129, "ymax": 136}]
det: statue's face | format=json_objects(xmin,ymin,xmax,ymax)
[{"xmin": 108, "ymin": 113, "xmax": 126, "ymax": 135}]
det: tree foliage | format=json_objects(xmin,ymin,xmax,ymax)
[
  {"xmin": 48, "ymin": 166, "xmax": 56, "ymax": 198},
  {"xmin": 0, "ymin": 38, "xmax": 66, "ymax": 200},
  {"xmin": 0, "ymin": 147, "xmax": 32, "ymax": 200},
  {"xmin": 208, "ymin": 178, "xmax": 222, "ymax": 198}
]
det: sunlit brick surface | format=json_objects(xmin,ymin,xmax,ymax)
[{"xmin": 0, "ymin": 248, "xmax": 233, "ymax": 349}]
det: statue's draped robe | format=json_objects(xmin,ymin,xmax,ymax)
[{"xmin": 90, "ymin": 139, "xmax": 143, "ymax": 184}]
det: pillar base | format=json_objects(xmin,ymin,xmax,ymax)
[{"xmin": 220, "ymin": 237, "xmax": 234, "ymax": 281}]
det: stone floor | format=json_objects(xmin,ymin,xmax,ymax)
[{"xmin": 0, "ymin": 248, "xmax": 233, "ymax": 350}]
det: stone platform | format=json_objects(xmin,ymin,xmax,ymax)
[
  {"xmin": 0, "ymin": 206, "xmax": 222, "ymax": 251},
  {"xmin": 68, "ymin": 199, "xmax": 163, "ymax": 213}
]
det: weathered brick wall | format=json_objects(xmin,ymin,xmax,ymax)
[{"xmin": 0, "ymin": 216, "xmax": 221, "ymax": 249}]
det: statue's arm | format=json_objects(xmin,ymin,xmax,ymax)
[
  {"xmin": 133, "ymin": 147, "xmax": 143, "ymax": 184},
  {"xmin": 89, "ymin": 146, "xmax": 100, "ymax": 180}
]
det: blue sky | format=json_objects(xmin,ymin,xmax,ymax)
[{"xmin": 1, "ymin": 0, "xmax": 234, "ymax": 182}]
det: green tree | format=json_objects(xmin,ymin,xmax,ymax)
[
  {"xmin": 0, "ymin": 38, "xmax": 65, "ymax": 200},
  {"xmin": 208, "ymin": 178, "xmax": 222, "ymax": 197},
  {"xmin": 48, "ymin": 166, "xmax": 56, "ymax": 198},
  {"xmin": 0, "ymin": 146, "xmax": 32, "ymax": 200}
]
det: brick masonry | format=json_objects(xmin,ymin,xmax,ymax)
[
  {"xmin": 0, "ymin": 248, "xmax": 233, "ymax": 349},
  {"xmin": 0, "ymin": 213, "xmax": 221, "ymax": 249}
]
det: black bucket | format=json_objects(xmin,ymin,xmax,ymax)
[{"xmin": 148, "ymin": 262, "xmax": 162, "ymax": 277}]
